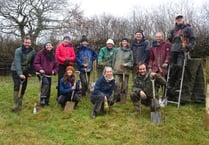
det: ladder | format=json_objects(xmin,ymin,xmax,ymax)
[{"xmin": 165, "ymin": 52, "xmax": 189, "ymax": 108}]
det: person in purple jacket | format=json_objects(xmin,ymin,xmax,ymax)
[{"xmin": 34, "ymin": 41, "xmax": 58, "ymax": 106}]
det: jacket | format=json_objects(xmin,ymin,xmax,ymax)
[
  {"xmin": 33, "ymin": 49, "xmax": 58, "ymax": 75},
  {"xmin": 55, "ymin": 43, "xmax": 76, "ymax": 65},
  {"xmin": 10, "ymin": 45, "xmax": 36, "ymax": 75},
  {"xmin": 76, "ymin": 45, "xmax": 98, "ymax": 73},
  {"xmin": 132, "ymin": 71, "xmax": 166, "ymax": 98},
  {"xmin": 148, "ymin": 41, "xmax": 171, "ymax": 76},
  {"xmin": 131, "ymin": 39, "xmax": 150, "ymax": 64},
  {"xmin": 59, "ymin": 78, "xmax": 74, "ymax": 95},
  {"xmin": 98, "ymin": 46, "xmax": 115, "ymax": 67},
  {"xmin": 91, "ymin": 76, "xmax": 115, "ymax": 101},
  {"xmin": 112, "ymin": 47, "xmax": 133, "ymax": 75},
  {"xmin": 168, "ymin": 23, "xmax": 195, "ymax": 52}
]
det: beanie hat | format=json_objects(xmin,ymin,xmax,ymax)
[
  {"xmin": 121, "ymin": 38, "xmax": 129, "ymax": 42},
  {"xmin": 66, "ymin": 66, "xmax": 75, "ymax": 73},
  {"xmin": 106, "ymin": 39, "xmax": 114, "ymax": 45},
  {"xmin": 135, "ymin": 29, "xmax": 144, "ymax": 35},
  {"xmin": 63, "ymin": 36, "xmax": 71, "ymax": 40},
  {"xmin": 43, "ymin": 41, "xmax": 52, "ymax": 48},
  {"xmin": 80, "ymin": 35, "xmax": 88, "ymax": 43}
]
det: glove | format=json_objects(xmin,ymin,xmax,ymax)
[
  {"xmin": 162, "ymin": 63, "xmax": 168, "ymax": 68},
  {"xmin": 64, "ymin": 59, "xmax": 70, "ymax": 66},
  {"xmin": 150, "ymin": 72, "xmax": 157, "ymax": 78},
  {"xmin": 185, "ymin": 44, "xmax": 192, "ymax": 52},
  {"xmin": 98, "ymin": 63, "xmax": 104, "ymax": 66},
  {"xmin": 71, "ymin": 86, "xmax": 76, "ymax": 90},
  {"xmin": 140, "ymin": 90, "xmax": 147, "ymax": 99}
]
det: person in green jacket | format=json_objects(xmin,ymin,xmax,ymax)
[
  {"xmin": 97, "ymin": 39, "xmax": 115, "ymax": 77},
  {"xmin": 112, "ymin": 38, "xmax": 133, "ymax": 103},
  {"xmin": 10, "ymin": 36, "xmax": 36, "ymax": 112}
]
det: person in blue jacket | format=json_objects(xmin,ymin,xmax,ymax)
[
  {"xmin": 58, "ymin": 66, "xmax": 81, "ymax": 109},
  {"xmin": 90, "ymin": 66, "xmax": 115, "ymax": 119},
  {"xmin": 76, "ymin": 35, "xmax": 98, "ymax": 96}
]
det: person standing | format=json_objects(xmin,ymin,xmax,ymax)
[
  {"xmin": 130, "ymin": 63, "xmax": 166, "ymax": 113},
  {"xmin": 90, "ymin": 66, "xmax": 115, "ymax": 119},
  {"xmin": 148, "ymin": 32, "xmax": 171, "ymax": 77},
  {"xmin": 55, "ymin": 36, "xmax": 76, "ymax": 97},
  {"xmin": 97, "ymin": 39, "xmax": 115, "ymax": 77},
  {"xmin": 112, "ymin": 38, "xmax": 133, "ymax": 103},
  {"xmin": 76, "ymin": 35, "xmax": 98, "ymax": 96},
  {"xmin": 131, "ymin": 30, "xmax": 150, "ymax": 79},
  {"xmin": 34, "ymin": 41, "xmax": 58, "ymax": 106},
  {"xmin": 167, "ymin": 14, "xmax": 195, "ymax": 90},
  {"xmin": 10, "ymin": 36, "xmax": 36, "ymax": 112}
]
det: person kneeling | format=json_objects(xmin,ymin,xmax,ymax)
[
  {"xmin": 58, "ymin": 66, "xmax": 81, "ymax": 109},
  {"xmin": 90, "ymin": 67, "xmax": 115, "ymax": 119}
]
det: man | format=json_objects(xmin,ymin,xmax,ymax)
[
  {"xmin": 130, "ymin": 63, "xmax": 166, "ymax": 113},
  {"xmin": 97, "ymin": 39, "xmax": 115, "ymax": 77},
  {"xmin": 76, "ymin": 35, "xmax": 98, "ymax": 96},
  {"xmin": 148, "ymin": 32, "xmax": 171, "ymax": 77},
  {"xmin": 10, "ymin": 36, "xmax": 36, "ymax": 112},
  {"xmin": 131, "ymin": 30, "xmax": 150, "ymax": 79},
  {"xmin": 167, "ymin": 14, "xmax": 195, "ymax": 90},
  {"xmin": 55, "ymin": 36, "xmax": 76, "ymax": 97}
]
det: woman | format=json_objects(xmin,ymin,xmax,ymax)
[
  {"xmin": 112, "ymin": 38, "xmax": 133, "ymax": 103},
  {"xmin": 58, "ymin": 66, "xmax": 81, "ymax": 109},
  {"xmin": 91, "ymin": 66, "xmax": 115, "ymax": 119},
  {"xmin": 34, "ymin": 41, "xmax": 58, "ymax": 106}
]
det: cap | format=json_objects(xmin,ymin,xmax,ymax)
[
  {"xmin": 175, "ymin": 14, "xmax": 183, "ymax": 20},
  {"xmin": 63, "ymin": 36, "xmax": 71, "ymax": 40},
  {"xmin": 106, "ymin": 39, "xmax": 114, "ymax": 45}
]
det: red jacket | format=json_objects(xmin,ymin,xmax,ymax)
[
  {"xmin": 55, "ymin": 43, "xmax": 76, "ymax": 65},
  {"xmin": 148, "ymin": 41, "xmax": 171, "ymax": 76}
]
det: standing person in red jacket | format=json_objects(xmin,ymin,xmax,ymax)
[
  {"xmin": 34, "ymin": 41, "xmax": 58, "ymax": 106},
  {"xmin": 148, "ymin": 32, "xmax": 171, "ymax": 77},
  {"xmin": 55, "ymin": 36, "xmax": 76, "ymax": 97}
]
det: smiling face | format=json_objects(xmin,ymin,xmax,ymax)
[
  {"xmin": 155, "ymin": 32, "xmax": 164, "ymax": 43},
  {"xmin": 104, "ymin": 67, "xmax": 113, "ymax": 79},
  {"xmin": 106, "ymin": 43, "xmax": 113, "ymax": 49},
  {"xmin": 45, "ymin": 43, "xmax": 53, "ymax": 51},
  {"xmin": 176, "ymin": 17, "xmax": 184, "ymax": 25},
  {"xmin": 138, "ymin": 64, "xmax": 147, "ymax": 76},
  {"xmin": 66, "ymin": 69, "xmax": 73, "ymax": 76},
  {"xmin": 23, "ymin": 39, "xmax": 31, "ymax": 49},
  {"xmin": 63, "ymin": 38, "xmax": 71, "ymax": 46},
  {"xmin": 121, "ymin": 40, "xmax": 128, "ymax": 48},
  {"xmin": 135, "ymin": 33, "xmax": 143, "ymax": 41}
]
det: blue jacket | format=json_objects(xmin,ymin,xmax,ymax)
[
  {"xmin": 91, "ymin": 76, "xmax": 115, "ymax": 101},
  {"xmin": 59, "ymin": 78, "xmax": 74, "ymax": 95},
  {"xmin": 76, "ymin": 45, "xmax": 98, "ymax": 73}
]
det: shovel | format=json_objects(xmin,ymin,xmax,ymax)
[
  {"xmin": 120, "ymin": 67, "xmax": 127, "ymax": 104},
  {"xmin": 18, "ymin": 79, "xmax": 25, "ymax": 98},
  {"xmin": 150, "ymin": 78, "xmax": 162, "ymax": 124},
  {"xmin": 64, "ymin": 71, "xmax": 80, "ymax": 112}
]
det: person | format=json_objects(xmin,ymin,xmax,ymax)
[
  {"xmin": 10, "ymin": 36, "xmax": 36, "ymax": 112},
  {"xmin": 58, "ymin": 66, "xmax": 81, "ymax": 109},
  {"xmin": 131, "ymin": 30, "xmax": 150, "ymax": 79},
  {"xmin": 130, "ymin": 63, "xmax": 166, "ymax": 113},
  {"xmin": 97, "ymin": 38, "xmax": 115, "ymax": 77},
  {"xmin": 112, "ymin": 38, "xmax": 133, "ymax": 103},
  {"xmin": 55, "ymin": 36, "xmax": 76, "ymax": 97},
  {"xmin": 148, "ymin": 32, "xmax": 171, "ymax": 77},
  {"xmin": 167, "ymin": 14, "xmax": 195, "ymax": 92},
  {"xmin": 76, "ymin": 35, "xmax": 98, "ymax": 96},
  {"xmin": 90, "ymin": 66, "xmax": 115, "ymax": 119},
  {"xmin": 33, "ymin": 41, "xmax": 58, "ymax": 106}
]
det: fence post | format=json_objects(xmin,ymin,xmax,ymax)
[{"xmin": 204, "ymin": 57, "xmax": 209, "ymax": 130}]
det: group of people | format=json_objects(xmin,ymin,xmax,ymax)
[{"xmin": 10, "ymin": 14, "xmax": 195, "ymax": 119}]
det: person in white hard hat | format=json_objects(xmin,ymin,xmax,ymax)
[{"xmin": 97, "ymin": 38, "xmax": 116, "ymax": 77}]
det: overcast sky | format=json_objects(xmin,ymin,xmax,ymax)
[{"xmin": 71, "ymin": 0, "xmax": 206, "ymax": 17}]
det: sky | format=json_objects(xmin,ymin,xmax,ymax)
[{"xmin": 71, "ymin": 0, "xmax": 206, "ymax": 17}]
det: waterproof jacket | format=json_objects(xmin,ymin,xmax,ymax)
[
  {"xmin": 98, "ymin": 46, "xmax": 115, "ymax": 67},
  {"xmin": 11, "ymin": 45, "xmax": 36, "ymax": 75},
  {"xmin": 59, "ymin": 78, "xmax": 74, "ymax": 95},
  {"xmin": 131, "ymin": 39, "xmax": 150, "ymax": 64},
  {"xmin": 55, "ymin": 43, "xmax": 76, "ymax": 65},
  {"xmin": 33, "ymin": 49, "xmax": 58, "ymax": 75},
  {"xmin": 91, "ymin": 75, "xmax": 115, "ymax": 101},
  {"xmin": 76, "ymin": 45, "xmax": 98, "ymax": 73},
  {"xmin": 132, "ymin": 71, "xmax": 166, "ymax": 98},
  {"xmin": 148, "ymin": 41, "xmax": 171, "ymax": 76},
  {"xmin": 168, "ymin": 23, "xmax": 195, "ymax": 52},
  {"xmin": 112, "ymin": 47, "xmax": 133, "ymax": 75}
]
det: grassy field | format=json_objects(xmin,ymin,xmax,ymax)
[{"xmin": 0, "ymin": 75, "xmax": 209, "ymax": 145}]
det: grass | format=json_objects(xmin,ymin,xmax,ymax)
[{"xmin": 0, "ymin": 75, "xmax": 209, "ymax": 145}]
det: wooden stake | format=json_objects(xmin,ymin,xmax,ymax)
[{"xmin": 204, "ymin": 57, "xmax": 209, "ymax": 130}]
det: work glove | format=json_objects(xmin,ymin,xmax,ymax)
[
  {"xmin": 185, "ymin": 44, "xmax": 192, "ymax": 52},
  {"xmin": 98, "ymin": 62, "xmax": 104, "ymax": 66},
  {"xmin": 162, "ymin": 63, "xmax": 168, "ymax": 68},
  {"xmin": 140, "ymin": 90, "xmax": 147, "ymax": 99},
  {"xmin": 64, "ymin": 59, "xmax": 70, "ymax": 66},
  {"xmin": 150, "ymin": 72, "xmax": 157, "ymax": 78}
]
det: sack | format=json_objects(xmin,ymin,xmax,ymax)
[{"xmin": 57, "ymin": 95, "xmax": 66, "ymax": 104}]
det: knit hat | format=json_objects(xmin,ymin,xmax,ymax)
[
  {"xmin": 175, "ymin": 14, "xmax": 183, "ymax": 20},
  {"xmin": 63, "ymin": 36, "xmax": 71, "ymax": 40},
  {"xmin": 80, "ymin": 35, "xmax": 88, "ymax": 43},
  {"xmin": 43, "ymin": 41, "xmax": 52, "ymax": 48},
  {"xmin": 106, "ymin": 39, "xmax": 114, "ymax": 45},
  {"xmin": 66, "ymin": 66, "xmax": 75, "ymax": 73},
  {"xmin": 121, "ymin": 38, "xmax": 129, "ymax": 42},
  {"xmin": 135, "ymin": 29, "xmax": 144, "ymax": 35}
]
